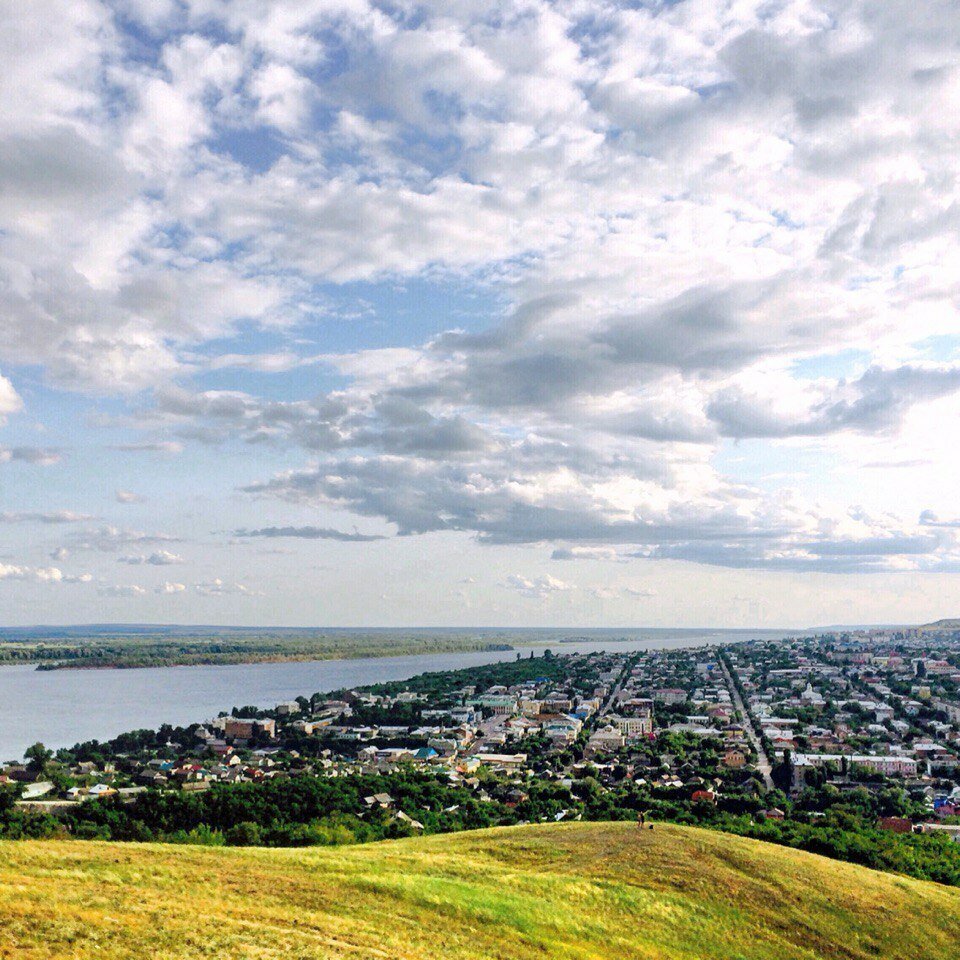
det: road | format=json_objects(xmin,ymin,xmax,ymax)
[
  {"xmin": 718, "ymin": 653, "xmax": 774, "ymax": 791},
  {"xmin": 598, "ymin": 659, "xmax": 632, "ymax": 718}
]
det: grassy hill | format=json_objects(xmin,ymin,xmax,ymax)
[{"xmin": 2, "ymin": 822, "xmax": 960, "ymax": 959}]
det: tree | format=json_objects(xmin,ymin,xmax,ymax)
[
  {"xmin": 24, "ymin": 742, "xmax": 52, "ymax": 776},
  {"xmin": 225, "ymin": 821, "xmax": 262, "ymax": 846},
  {"xmin": 771, "ymin": 749, "xmax": 793, "ymax": 793}
]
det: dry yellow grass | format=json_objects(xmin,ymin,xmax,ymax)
[{"xmin": 2, "ymin": 821, "xmax": 959, "ymax": 959}]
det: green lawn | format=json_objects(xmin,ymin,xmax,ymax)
[{"xmin": 2, "ymin": 821, "xmax": 959, "ymax": 959}]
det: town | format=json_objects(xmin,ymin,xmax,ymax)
[{"xmin": 4, "ymin": 630, "xmax": 960, "ymax": 880}]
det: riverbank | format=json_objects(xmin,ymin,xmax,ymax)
[{"xmin": 0, "ymin": 629, "xmax": 797, "ymax": 760}]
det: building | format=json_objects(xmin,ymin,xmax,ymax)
[
  {"xmin": 877, "ymin": 817, "xmax": 914, "ymax": 834},
  {"xmin": 585, "ymin": 725, "xmax": 625, "ymax": 757},
  {"xmin": 918, "ymin": 823, "xmax": 960, "ymax": 842},
  {"xmin": 722, "ymin": 749, "xmax": 747, "ymax": 769},
  {"xmin": 653, "ymin": 688, "xmax": 687, "ymax": 705},
  {"xmin": 470, "ymin": 696, "xmax": 517, "ymax": 716},
  {"xmin": 792, "ymin": 752, "xmax": 919, "ymax": 777},
  {"xmin": 609, "ymin": 715, "xmax": 652, "ymax": 738},
  {"xmin": 621, "ymin": 697, "xmax": 654, "ymax": 717},
  {"xmin": 224, "ymin": 717, "xmax": 277, "ymax": 740},
  {"xmin": 475, "ymin": 753, "xmax": 527, "ymax": 770}
]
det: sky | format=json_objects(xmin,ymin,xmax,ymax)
[{"xmin": 1, "ymin": 0, "xmax": 960, "ymax": 629}]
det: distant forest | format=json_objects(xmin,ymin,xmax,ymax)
[{"xmin": 0, "ymin": 631, "xmax": 518, "ymax": 670}]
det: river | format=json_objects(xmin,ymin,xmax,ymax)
[{"xmin": 0, "ymin": 629, "xmax": 797, "ymax": 761}]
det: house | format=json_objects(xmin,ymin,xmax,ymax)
[
  {"xmin": 20, "ymin": 781, "xmax": 53, "ymax": 800},
  {"xmin": 918, "ymin": 823, "xmax": 960, "ymax": 842},
  {"xmin": 137, "ymin": 770, "xmax": 168, "ymax": 786},
  {"xmin": 760, "ymin": 808, "xmax": 785, "ymax": 821},
  {"xmin": 505, "ymin": 717, "xmax": 541, "ymax": 738},
  {"xmin": 364, "ymin": 793, "xmax": 394, "ymax": 808},
  {"xmin": 878, "ymin": 817, "xmax": 914, "ymax": 834},
  {"xmin": 722, "ymin": 749, "xmax": 747, "ymax": 769},
  {"xmin": 475, "ymin": 753, "xmax": 527, "ymax": 770},
  {"xmin": 706, "ymin": 705, "xmax": 731, "ymax": 721},
  {"xmin": 5, "ymin": 765, "xmax": 38, "ymax": 783},
  {"xmin": 585, "ymin": 725, "xmax": 625, "ymax": 757},
  {"xmin": 428, "ymin": 737, "xmax": 459, "ymax": 757},
  {"xmin": 395, "ymin": 811, "xmax": 424, "ymax": 831}
]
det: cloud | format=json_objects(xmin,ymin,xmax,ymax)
[
  {"xmin": 115, "ymin": 489, "xmax": 144, "ymax": 503},
  {"xmin": 919, "ymin": 511, "xmax": 960, "ymax": 529},
  {"xmin": 0, "ymin": 511, "xmax": 95, "ymax": 524},
  {"xmin": 2, "ymin": 0, "xmax": 960, "ymax": 602},
  {"xmin": 69, "ymin": 526, "xmax": 181, "ymax": 552},
  {"xmin": 205, "ymin": 352, "xmax": 318, "ymax": 373},
  {"xmin": 862, "ymin": 459, "xmax": 932, "ymax": 469},
  {"xmin": 156, "ymin": 581, "xmax": 186, "ymax": 594},
  {"xmin": 588, "ymin": 584, "xmax": 657, "ymax": 600},
  {"xmin": 194, "ymin": 578, "xmax": 251, "ymax": 596},
  {"xmin": 0, "ymin": 447, "xmax": 62, "ymax": 466},
  {"xmin": 98, "ymin": 584, "xmax": 147, "ymax": 598},
  {"xmin": 243, "ymin": 451, "xmax": 960, "ymax": 572},
  {"xmin": 551, "ymin": 547, "xmax": 623, "ymax": 562},
  {"xmin": 117, "ymin": 549, "xmax": 185, "ymax": 565},
  {"xmin": 114, "ymin": 441, "xmax": 184, "ymax": 455},
  {"xmin": 0, "ymin": 564, "xmax": 91, "ymax": 584},
  {"xmin": 625, "ymin": 587, "xmax": 657, "ymax": 598},
  {"xmin": 0, "ymin": 374, "xmax": 22, "ymax": 423},
  {"xmin": 504, "ymin": 574, "xmax": 574, "ymax": 600},
  {"xmin": 708, "ymin": 365, "xmax": 960, "ymax": 439},
  {"xmin": 233, "ymin": 526, "xmax": 385, "ymax": 542}
]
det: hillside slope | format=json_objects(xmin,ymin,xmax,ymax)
[{"xmin": 2, "ymin": 822, "xmax": 960, "ymax": 960}]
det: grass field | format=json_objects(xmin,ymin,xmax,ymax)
[{"xmin": 2, "ymin": 821, "xmax": 959, "ymax": 959}]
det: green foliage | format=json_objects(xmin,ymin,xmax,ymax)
[{"xmin": 2, "ymin": 631, "xmax": 518, "ymax": 670}]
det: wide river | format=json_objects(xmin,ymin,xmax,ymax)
[{"xmin": 0, "ymin": 629, "xmax": 797, "ymax": 761}]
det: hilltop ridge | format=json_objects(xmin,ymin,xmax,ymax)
[{"xmin": 3, "ymin": 821, "xmax": 959, "ymax": 959}]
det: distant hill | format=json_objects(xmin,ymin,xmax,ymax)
[
  {"xmin": 916, "ymin": 618, "xmax": 960, "ymax": 631},
  {"xmin": 2, "ymin": 822, "xmax": 959, "ymax": 959}
]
